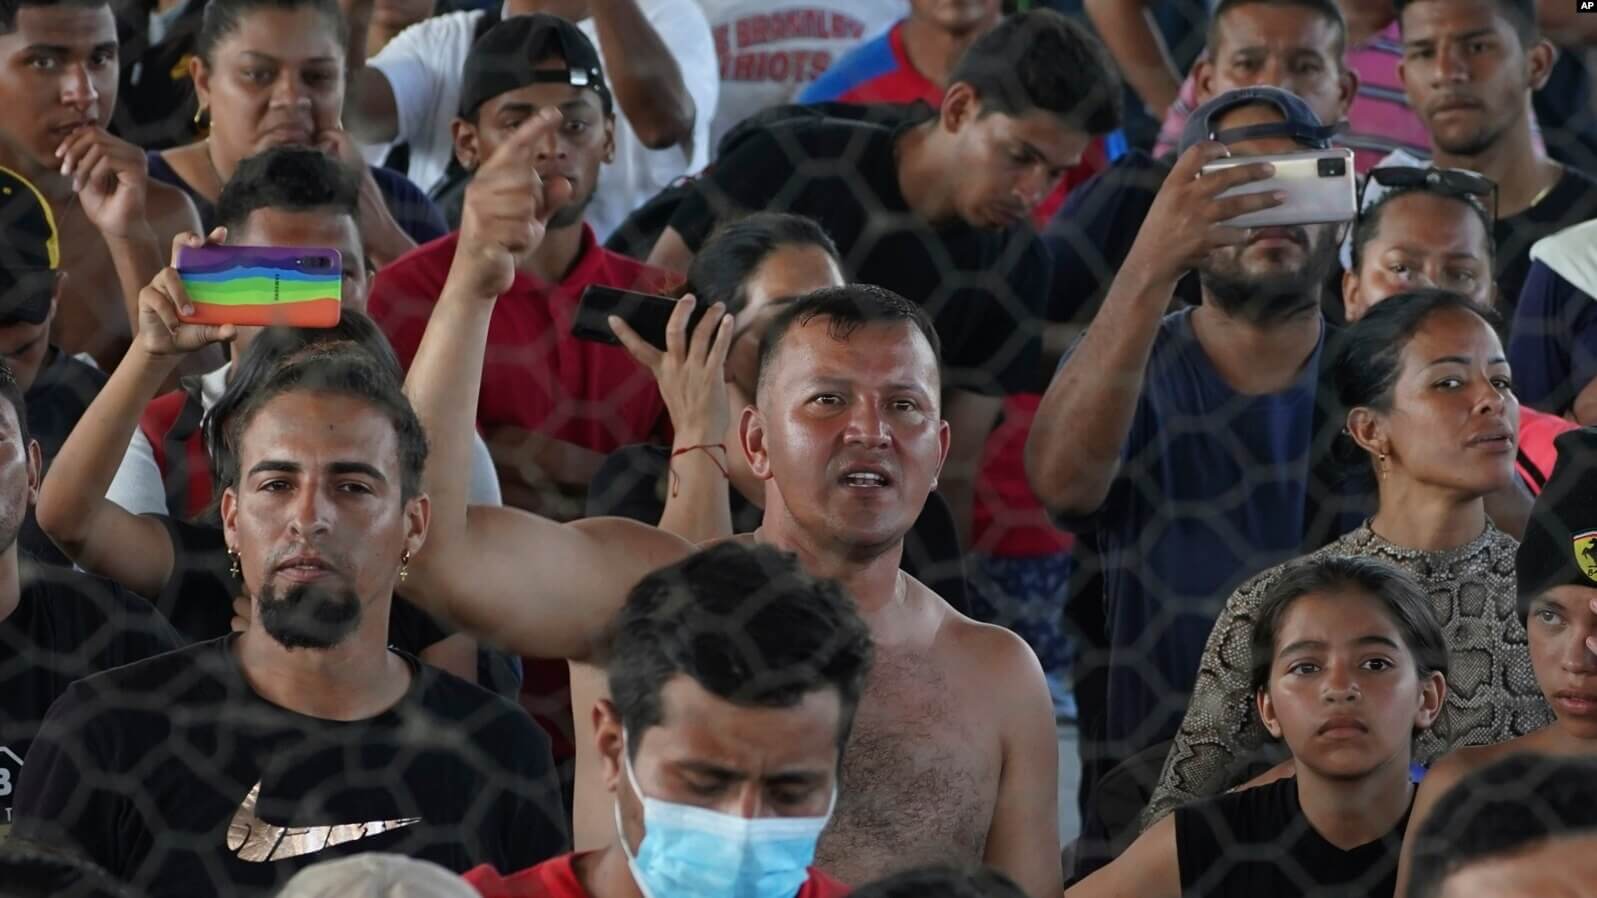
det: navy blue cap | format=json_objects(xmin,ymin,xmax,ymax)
[{"xmin": 1177, "ymin": 86, "xmax": 1343, "ymax": 155}]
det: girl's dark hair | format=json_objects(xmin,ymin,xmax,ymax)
[
  {"xmin": 1330, "ymin": 289, "xmax": 1500, "ymax": 485},
  {"xmin": 204, "ymin": 310, "xmax": 403, "ymax": 493},
  {"xmin": 683, "ymin": 213, "xmax": 842, "ymax": 315},
  {"xmin": 196, "ymin": 0, "xmax": 348, "ymax": 65},
  {"xmin": 1350, "ymin": 185, "xmax": 1494, "ymax": 274},
  {"xmin": 1249, "ymin": 555, "xmax": 1450, "ymax": 698}
]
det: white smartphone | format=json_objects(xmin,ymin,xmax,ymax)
[{"xmin": 1200, "ymin": 147, "xmax": 1357, "ymax": 228}]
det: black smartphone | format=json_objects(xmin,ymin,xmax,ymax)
[{"xmin": 571, "ymin": 285, "xmax": 709, "ymax": 352}]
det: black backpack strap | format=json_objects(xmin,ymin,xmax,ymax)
[{"xmin": 160, "ymin": 377, "xmax": 208, "ymax": 520}]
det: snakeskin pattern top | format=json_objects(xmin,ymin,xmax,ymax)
[{"xmin": 1142, "ymin": 521, "xmax": 1554, "ymax": 829}]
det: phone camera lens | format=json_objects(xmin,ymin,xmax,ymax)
[
  {"xmin": 1318, "ymin": 157, "xmax": 1347, "ymax": 177},
  {"xmin": 299, "ymin": 257, "xmax": 330, "ymax": 269}
]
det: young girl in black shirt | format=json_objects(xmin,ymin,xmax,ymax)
[{"xmin": 1068, "ymin": 555, "xmax": 1450, "ymax": 898}]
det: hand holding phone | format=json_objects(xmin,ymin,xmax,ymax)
[
  {"xmin": 1199, "ymin": 148, "xmax": 1356, "ymax": 228},
  {"xmin": 135, "ymin": 229, "xmax": 241, "ymax": 359},
  {"xmin": 175, "ymin": 245, "xmax": 342, "ymax": 328},
  {"xmin": 572, "ymin": 285, "xmax": 713, "ymax": 351},
  {"xmin": 1128, "ymin": 142, "xmax": 1286, "ymax": 284},
  {"xmin": 596, "ymin": 292, "xmax": 736, "ymax": 445}
]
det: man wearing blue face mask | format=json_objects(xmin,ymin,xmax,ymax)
[{"xmin": 463, "ymin": 540, "xmax": 873, "ymax": 898}]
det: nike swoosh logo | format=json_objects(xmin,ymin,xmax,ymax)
[{"xmin": 226, "ymin": 781, "xmax": 423, "ymax": 862}]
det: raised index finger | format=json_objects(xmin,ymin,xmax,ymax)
[{"xmin": 482, "ymin": 107, "xmax": 563, "ymax": 173}]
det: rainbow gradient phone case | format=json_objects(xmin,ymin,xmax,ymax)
[{"xmin": 175, "ymin": 245, "xmax": 342, "ymax": 328}]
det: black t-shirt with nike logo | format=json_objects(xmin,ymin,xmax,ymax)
[{"xmin": 12, "ymin": 634, "xmax": 568, "ymax": 896}]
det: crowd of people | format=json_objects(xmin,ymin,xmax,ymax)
[{"xmin": 0, "ymin": 0, "xmax": 1595, "ymax": 895}]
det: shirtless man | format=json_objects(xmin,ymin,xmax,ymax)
[
  {"xmin": 0, "ymin": 0, "xmax": 201, "ymax": 369},
  {"xmin": 400, "ymin": 109, "xmax": 1062, "ymax": 897}
]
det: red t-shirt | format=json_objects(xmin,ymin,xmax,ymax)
[
  {"xmin": 368, "ymin": 228, "xmax": 679, "ymax": 454},
  {"xmin": 1518, "ymin": 406, "xmax": 1577, "ymax": 494},
  {"xmin": 970, "ymin": 393, "xmax": 1075, "ymax": 558},
  {"xmin": 465, "ymin": 854, "xmax": 852, "ymax": 898}
]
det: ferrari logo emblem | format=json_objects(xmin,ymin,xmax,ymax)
[{"xmin": 1576, "ymin": 530, "xmax": 1597, "ymax": 583}]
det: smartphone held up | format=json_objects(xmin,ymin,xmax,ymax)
[
  {"xmin": 1201, "ymin": 148, "xmax": 1356, "ymax": 229},
  {"xmin": 571, "ymin": 285, "xmax": 709, "ymax": 352},
  {"xmin": 175, "ymin": 245, "xmax": 343, "ymax": 328}
]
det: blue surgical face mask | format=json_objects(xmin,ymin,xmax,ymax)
[{"xmin": 615, "ymin": 730, "xmax": 836, "ymax": 898}]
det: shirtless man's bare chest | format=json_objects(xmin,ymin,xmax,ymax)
[
  {"xmin": 816, "ymin": 601, "xmax": 1004, "ymax": 884},
  {"xmin": 54, "ymin": 209, "xmax": 132, "ymax": 367}
]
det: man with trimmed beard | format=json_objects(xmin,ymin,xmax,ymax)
[
  {"xmin": 11, "ymin": 259, "xmax": 566, "ymax": 895},
  {"xmin": 1027, "ymin": 86, "xmax": 1367, "ymax": 780}
]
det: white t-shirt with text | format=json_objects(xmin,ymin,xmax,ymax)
[
  {"xmin": 365, "ymin": 0, "xmax": 719, "ymax": 241},
  {"xmin": 694, "ymin": 0, "xmax": 903, "ymax": 147}
]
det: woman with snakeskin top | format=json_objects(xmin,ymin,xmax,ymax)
[{"xmin": 1142, "ymin": 290, "xmax": 1555, "ymax": 828}]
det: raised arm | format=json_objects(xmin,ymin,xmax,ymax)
[
  {"xmin": 611, "ymin": 294, "xmax": 736, "ymax": 543},
  {"xmin": 1141, "ymin": 568, "xmax": 1281, "ymax": 829},
  {"xmin": 1025, "ymin": 143, "xmax": 1280, "ymax": 517},
  {"xmin": 402, "ymin": 109, "xmax": 691, "ymax": 659},
  {"xmin": 1083, "ymin": 0, "xmax": 1182, "ymax": 119},
  {"xmin": 57, "ymin": 126, "xmax": 197, "ymax": 334},
  {"xmin": 588, "ymin": 0, "xmax": 699, "ymax": 151},
  {"xmin": 341, "ymin": 0, "xmax": 400, "ymax": 145},
  {"xmin": 36, "ymin": 232, "xmax": 237, "ymax": 600}
]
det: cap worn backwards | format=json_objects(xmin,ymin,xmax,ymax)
[
  {"xmin": 458, "ymin": 15, "xmax": 613, "ymax": 120},
  {"xmin": 1177, "ymin": 85, "xmax": 1345, "ymax": 156}
]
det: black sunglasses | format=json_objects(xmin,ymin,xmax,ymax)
[{"xmin": 1358, "ymin": 166, "xmax": 1498, "ymax": 227}]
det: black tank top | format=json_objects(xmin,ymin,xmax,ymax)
[{"xmin": 1174, "ymin": 776, "xmax": 1411, "ymax": 898}]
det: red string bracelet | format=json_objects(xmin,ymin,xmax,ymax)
[{"xmin": 668, "ymin": 443, "xmax": 730, "ymax": 497}]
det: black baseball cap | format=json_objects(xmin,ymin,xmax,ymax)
[
  {"xmin": 1177, "ymin": 86, "xmax": 1344, "ymax": 155},
  {"xmin": 1517, "ymin": 427, "xmax": 1597, "ymax": 618},
  {"xmin": 0, "ymin": 165, "xmax": 59, "ymax": 327},
  {"xmin": 458, "ymin": 14, "xmax": 612, "ymax": 120}
]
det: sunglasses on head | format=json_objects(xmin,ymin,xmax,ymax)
[{"xmin": 1358, "ymin": 166, "xmax": 1498, "ymax": 226}]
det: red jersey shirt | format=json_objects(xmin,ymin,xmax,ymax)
[
  {"xmin": 465, "ymin": 854, "xmax": 852, "ymax": 898},
  {"xmin": 368, "ymin": 228, "xmax": 678, "ymax": 454}
]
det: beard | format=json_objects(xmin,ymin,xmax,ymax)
[
  {"xmin": 258, "ymin": 580, "xmax": 363, "ymax": 650},
  {"xmin": 548, "ymin": 184, "xmax": 596, "ymax": 230},
  {"xmin": 1200, "ymin": 226, "xmax": 1338, "ymax": 326},
  {"xmin": 1432, "ymin": 121, "xmax": 1509, "ymax": 158}
]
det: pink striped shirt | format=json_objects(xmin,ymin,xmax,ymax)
[{"xmin": 1154, "ymin": 21, "xmax": 1431, "ymax": 173}]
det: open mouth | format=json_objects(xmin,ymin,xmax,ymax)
[
  {"xmin": 274, "ymin": 554, "xmax": 337, "ymax": 581},
  {"xmin": 838, "ymin": 465, "xmax": 894, "ymax": 490}
]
